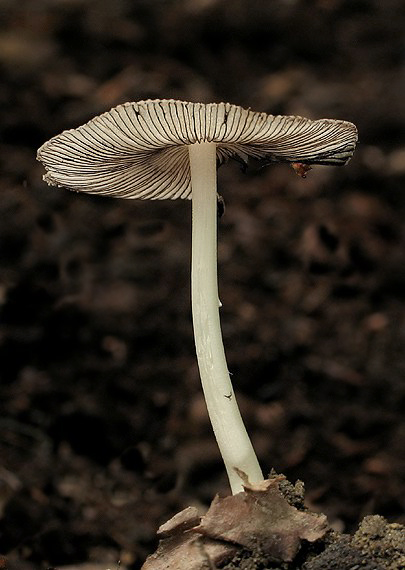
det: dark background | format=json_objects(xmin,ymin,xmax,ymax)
[{"xmin": 0, "ymin": 0, "xmax": 404, "ymax": 568}]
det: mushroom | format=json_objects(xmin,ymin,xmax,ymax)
[{"xmin": 37, "ymin": 99, "xmax": 357, "ymax": 494}]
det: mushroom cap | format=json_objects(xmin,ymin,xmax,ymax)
[{"xmin": 37, "ymin": 99, "xmax": 357, "ymax": 200}]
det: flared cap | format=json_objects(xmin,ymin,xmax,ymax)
[{"xmin": 37, "ymin": 99, "xmax": 358, "ymax": 200}]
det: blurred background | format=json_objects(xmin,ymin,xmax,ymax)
[{"xmin": 0, "ymin": 0, "xmax": 404, "ymax": 568}]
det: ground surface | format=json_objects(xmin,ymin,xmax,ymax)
[{"xmin": 0, "ymin": 0, "xmax": 404, "ymax": 568}]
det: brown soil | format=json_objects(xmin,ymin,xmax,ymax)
[{"xmin": 0, "ymin": 0, "xmax": 404, "ymax": 568}]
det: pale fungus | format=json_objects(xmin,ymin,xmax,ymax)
[{"xmin": 37, "ymin": 99, "xmax": 357, "ymax": 493}]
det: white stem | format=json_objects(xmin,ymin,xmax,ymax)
[{"xmin": 189, "ymin": 141, "xmax": 264, "ymax": 494}]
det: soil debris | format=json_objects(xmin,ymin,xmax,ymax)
[{"xmin": 142, "ymin": 476, "xmax": 404, "ymax": 570}]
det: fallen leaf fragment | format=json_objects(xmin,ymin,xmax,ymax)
[
  {"xmin": 141, "ymin": 505, "xmax": 237, "ymax": 570},
  {"xmin": 157, "ymin": 505, "xmax": 201, "ymax": 538},
  {"xmin": 195, "ymin": 477, "xmax": 328, "ymax": 562},
  {"xmin": 141, "ymin": 476, "xmax": 328, "ymax": 569}
]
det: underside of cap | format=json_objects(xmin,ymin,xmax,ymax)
[{"xmin": 37, "ymin": 99, "xmax": 358, "ymax": 200}]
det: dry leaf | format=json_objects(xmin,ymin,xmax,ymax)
[
  {"xmin": 142, "ymin": 476, "xmax": 329, "ymax": 569},
  {"xmin": 142, "ymin": 506, "xmax": 237, "ymax": 570},
  {"xmin": 195, "ymin": 477, "xmax": 328, "ymax": 562}
]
